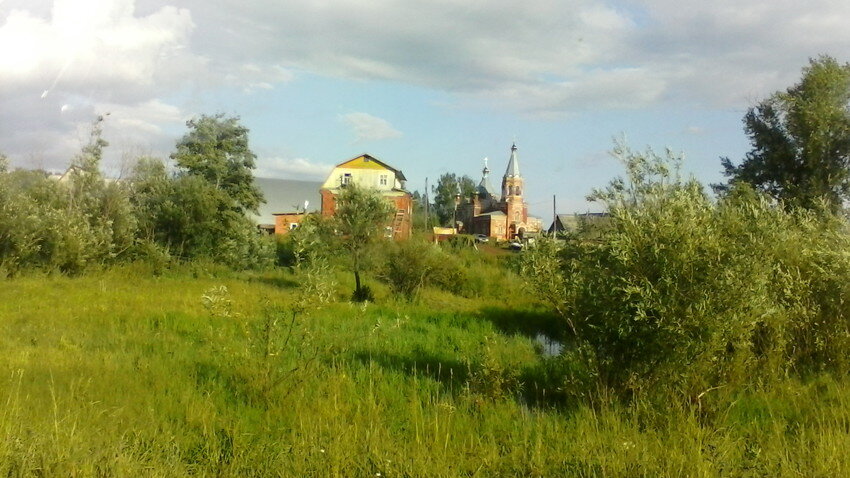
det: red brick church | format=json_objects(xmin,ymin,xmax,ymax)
[{"xmin": 457, "ymin": 143, "xmax": 541, "ymax": 241}]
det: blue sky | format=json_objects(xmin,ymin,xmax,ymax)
[{"xmin": 2, "ymin": 0, "xmax": 849, "ymax": 219}]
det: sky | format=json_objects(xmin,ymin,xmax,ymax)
[{"xmin": 2, "ymin": 0, "xmax": 850, "ymax": 220}]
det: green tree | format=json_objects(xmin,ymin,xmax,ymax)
[
  {"xmin": 719, "ymin": 56, "xmax": 850, "ymax": 210},
  {"xmin": 171, "ymin": 114, "xmax": 264, "ymax": 214},
  {"xmin": 410, "ymin": 190, "xmax": 438, "ymax": 231},
  {"xmin": 431, "ymin": 173, "xmax": 475, "ymax": 226},
  {"xmin": 333, "ymin": 182, "xmax": 394, "ymax": 301}
]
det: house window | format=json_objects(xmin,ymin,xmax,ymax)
[
  {"xmin": 289, "ymin": 223, "xmax": 299, "ymax": 230},
  {"xmin": 342, "ymin": 173, "xmax": 352, "ymax": 186},
  {"xmin": 380, "ymin": 174, "xmax": 388, "ymax": 186}
]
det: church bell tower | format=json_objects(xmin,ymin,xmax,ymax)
[{"xmin": 501, "ymin": 143, "xmax": 527, "ymax": 236}]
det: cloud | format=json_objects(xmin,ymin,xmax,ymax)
[
  {"xmin": 167, "ymin": 0, "xmax": 850, "ymax": 111},
  {"xmin": 255, "ymin": 156, "xmax": 334, "ymax": 181},
  {"xmin": 0, "ymin": 0, "xmax": 293, "ymax": 171},
  {"xmin": 4, "ymin": 0, "xmax": 850, "ymax": 171},
  {"xmin": 340, "ymin": 112, "xmax": 402, "ymax": 142}
]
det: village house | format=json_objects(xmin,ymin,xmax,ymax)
[
  {"xmin": 457, "ymin": 143, "xmax": 542, "ymax": 241},
  {"xmin": 319, "ymin": 154, "xmax": 413, "ymax": 240},
  {"xmin": 548, "ymin": 212, "xmax": 609, "ymax": 236}
]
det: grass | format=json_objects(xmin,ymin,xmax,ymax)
[{"xmin": 1, "ymin": 263, "xmax": 850, "ymax": 476}]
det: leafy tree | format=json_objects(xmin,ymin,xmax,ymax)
[
  {"xmin": 332, "ymin": 182, "xmax": 394, "ymax": 301},
  {"xmin": 719, "ymin": 56, "xmax": 850, "ymax": 210},
  {"xmin": 132, "ymin": 114, "xmax": 275, "ymax": 268},
  {"xmin": 130, "ymin": 156, "xmax": 273, "ymax": 269},
  {"xmin": 171, "ymin": 114, "xmax": 264, "ymax": 214},
  {"xmin": 431, "ymin": 173, "xmax": 475, "ymax": 226}
]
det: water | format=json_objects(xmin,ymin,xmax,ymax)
[{"xmin": 534, "ymin": 333, "xmax": 563, "ymax": 357}]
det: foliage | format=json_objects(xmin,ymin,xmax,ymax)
[
  {"xmin": 0, "ymin": 120, "xmax": 136, "ymax": 275},
  {"xmin": 431, "ymin": 173, "xmax": 475, "ymax": 226},
  {"xmin": 332, "ymin": 182, "xmax": 394, "ymax": 301},
  {"xmin": 379, "ymin": 238, "xmax": 443, "ymax": 301},
  {"xmin": 130, "ymin": 124, "xmax": 274, "ymax": 268},
  {"xmin": 719, "ymin": 56, "xmax": 850, "ymax": 210},
  {"xmin": 171, "ymin": 113, "xmax": 264, "ymax": 215},
  {"xmin": 410, "ymin": 190, "xmax": 438, "ymax": 231},
  {"xmin": 525, "ymin": 143, "xmax": 850, "ymax": 401}
]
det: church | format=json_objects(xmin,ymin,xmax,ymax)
[{"xmin": 457, "ymin": 143, "xmax": 542, "ymax": 241}]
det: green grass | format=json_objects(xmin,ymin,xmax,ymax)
[{"xmin": 1, "ymin": 264, "xmax": 850, "ymax": 476}]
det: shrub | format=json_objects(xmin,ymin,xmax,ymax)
[
  {"xmin": 523, "ymin": 143, "xmax": 850, "ymax": 402},
  {"xmin": 379, "ymin": 239, "xmax": 442, "ymax": 300}
]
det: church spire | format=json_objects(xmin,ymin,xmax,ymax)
[
  {"xmin": 504, "ymin": 142, "xmax": 520, "ymax": 178},
  {"xmin": 477, "ymin": 157, "xmax": 499, "ymax": 200}
]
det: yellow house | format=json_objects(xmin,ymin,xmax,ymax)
[{"xmin": 320, "ymin": 154, "xmax": 413, "ymax": 240}]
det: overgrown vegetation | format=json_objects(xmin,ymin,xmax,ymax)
[
  {"xmin": 524, "ymin": 142, "xmax": 850, "ymax": 405},
  {"xmin": 5, "ymin": 57, "xmax": 850, "ymax": 475},
  {"xmin": 3, "ymin": 259, "xmax": 850, "ymax": 475},
  {"xmin": 0, "ymin": 114, "xmax": 274, "ymax": 276}
]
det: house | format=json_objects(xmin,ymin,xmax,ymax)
[
  {"xmin": 548, "ymin": 213, "xmax": 609, "ymax": 235},
  {"xmin": 319, "ymin": 154, "xmax": 413, "ymax": 240},
  {"xmin": 457, "ymin": 143, "xmax": 542, "ymax": 241}
]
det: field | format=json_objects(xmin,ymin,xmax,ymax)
[{"xmin": 1, "ymin": 262, "xmax": 849, "ymax": 477}]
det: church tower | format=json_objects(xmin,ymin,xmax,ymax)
[{"xmin": 501, "ymin": 143, "xmax": 527, "ymax": 236}]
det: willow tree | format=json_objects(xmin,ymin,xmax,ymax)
[{"xmin": 332, "ymin": 183, "xmax": 394, "ymax": 302}]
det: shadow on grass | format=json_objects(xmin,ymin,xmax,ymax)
[
  {"xmin": 249, "ymin": 275, "xmax": 300, "ymax": 290},
  {"xmin": 476, "ymin": 306, "xmax": 563, "ymax": 341},
  {"xmin": 352, "ymin": 350, "xmax": 470, "ymax": 392}
]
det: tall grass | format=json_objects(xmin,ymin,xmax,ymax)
[{"xmin": 2, "ymin": 263, "xmax": 850, "ymax": 475}]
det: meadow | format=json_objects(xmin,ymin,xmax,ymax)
[{"xmin": 1, "ymin": 259, "xmax": 850, "ymax": 477}]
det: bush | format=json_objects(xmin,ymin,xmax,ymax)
[
  {"xmin": 523, "ymin": 144, "xmax": 850, "ymax": 402},
  {"xmin": 379, "ymin": 239, "xmax": 438, "ymax": 300}
]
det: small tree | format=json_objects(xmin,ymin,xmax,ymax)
[{"xmin": 333, "ymin": 182, "xmax": 394, "ymax": 301}]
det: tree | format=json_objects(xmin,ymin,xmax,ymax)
[
  {"xmin": 129, "ymin": 156, "xmax": 273, "ymax": 269},
  {"xmin": 431, "ymin": 173, "xmax": 475, "ymax": 226},
  {"xmin": 410, "ymin": 190, "xmax": 438, "ymax": 231},
  {"xmin": 171, "ymin": 114, "xmax": 264, "ymax": 214},
  {"xmin": 332, "ymin": 182, "xmax": 394, "ymax": 301},
  {"xmin": 719, "ymin": 56, "xmax": 850, "ymax": 210}
]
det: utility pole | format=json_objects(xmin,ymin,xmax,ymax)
[
  {"xmin": 424, "ymin": 177, "xmax": 430, "ymax": 230},
  {"xmin": 552, "ymin": 194, "xmax": 556, "ymax": 235}
]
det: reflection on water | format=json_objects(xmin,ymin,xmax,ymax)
[{"xmin": 534, "ymin": 333, "xmax": 563, "ymax": 357}]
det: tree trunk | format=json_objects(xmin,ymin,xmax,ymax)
[{"xmin": 354, "ymin": 269, "xmax": 362, "ymax": 296}]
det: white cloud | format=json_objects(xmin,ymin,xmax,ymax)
[
  {"xmin": 5, "ymin": 0, "xmax": 850, "ymax": 171},
  {"xmin": 255, "ymin": 156, "xmax": 334, "ymax": 181},
  {"xmin": 340, "ymin": 112, "xmax": 403, "ymax": 142},
  {"xmin": 0, "ymin": 0, "xmax": 294, "ymax": 171}
]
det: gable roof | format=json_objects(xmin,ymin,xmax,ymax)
[{"xmin": 335, "ymin": 154, "xmax": 407, "ymax": 181}]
